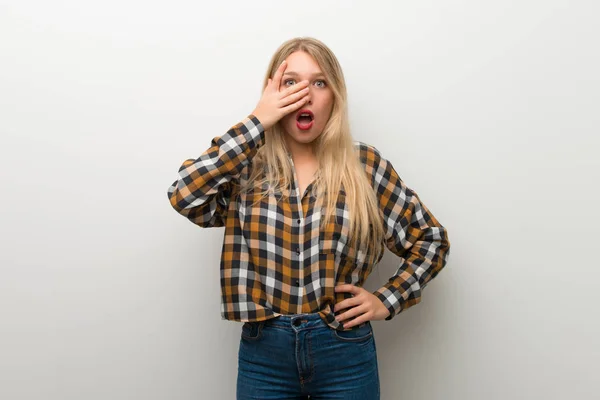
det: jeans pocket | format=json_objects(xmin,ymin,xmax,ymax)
[
  {"xmin": 241, "ymin": 321, "xmax": 264, "ymax": 341},
  {"xmin": 332, "ymin": 321, "xmax": 373, "ymax": 343}
]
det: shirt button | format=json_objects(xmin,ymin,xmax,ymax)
[
  {"xmin": 295, "ymin": 279, "xmax": 300, "ymax": 286},
  {"xmin": 295, "ymin": 247, "xmax": 300, "ymax": 255},
  {"xmin": 297, "ymin": 219, "xmax": 301, "ymax": 224}
]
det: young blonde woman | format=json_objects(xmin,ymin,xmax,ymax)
[{"xmin": 168, "ymin": 37, "xmax": 451, "ymax": 400}]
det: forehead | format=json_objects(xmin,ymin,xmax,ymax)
[{"xmin": 282, "ymin": 51, "xmax": 323, "ymax": 76}]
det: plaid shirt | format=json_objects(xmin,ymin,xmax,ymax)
[{"xmin": 167, "ymin": 115, "xmax": 450, "ymax": 330}]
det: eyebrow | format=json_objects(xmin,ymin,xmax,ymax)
[{"xmin": 282, "ymin": 71, "xmax": 326, "ymax": 78}]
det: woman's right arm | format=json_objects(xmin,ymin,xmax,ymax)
[
  {"xmin": 167, "ymin": 59, "xmax": 310, "ymax": 228},
  {"xmin": 167, "ymin": 115, "xmax": 264, "ymax": 228}
]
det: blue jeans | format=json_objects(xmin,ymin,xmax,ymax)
[{"xmin": 237, "ymin": 312, "xmax": 380, "ymax": 399}]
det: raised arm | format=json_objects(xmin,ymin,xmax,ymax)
[
  {"xmin": 167, "ymin": 59, "xmax": 312, "ymax": 227},
  {"xmin": 167, "ymin": 115, "xmax": 264, "ymax": 227}
]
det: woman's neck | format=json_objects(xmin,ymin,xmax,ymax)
[{"xmin": 285, "ymin": 138, "xmax": 317, "ymax": 164}]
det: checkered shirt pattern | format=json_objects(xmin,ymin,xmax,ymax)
[{"xmin": 167, "ymin": 115, "xmax": 451, "ymax": 330}]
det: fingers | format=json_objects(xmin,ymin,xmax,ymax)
[
  {"xmin": 336, "ymin": 305, "xmax": 369, "ymax": 328},
  {"xmin": 279, "ymin": 86, "xmax": 309, "ymax": 107},
  {"xmin": 334, "ymin": 297, "xmax": 361, "ymax": 313},
  {"xmin": 336, "ymin": 303, "xmax": 359, "ymax": 318},
  {"xmin": 340, "ymin": 313, "xmax": 369, "ymax": 329},
  {"xmin": 281, "ymin": 79, "xmax": 309, "ymax": 96},
  {"xmin": 280, "ymin": 95, "xmax": 309, "ymax": 115},
  {"xmin": 271, "ymin": 60, "xmax": 287, "ymax": 92},
  {"xmin": 334, "ymin": 284, "xmax": 361, "ymax": 296},
  {"xmin": 333, "ymin": 284, "xmax": 368, "ymax": 327}
]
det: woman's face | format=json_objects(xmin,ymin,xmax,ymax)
[{"xmin": 278, "ymin": 51, "xmax": 334, "ymax": 147}]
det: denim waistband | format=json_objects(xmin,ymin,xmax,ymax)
[{"xmin": 263, "ymin": 312, "xmax": 326, "ymax": 330}]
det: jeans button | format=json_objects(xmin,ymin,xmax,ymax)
[{"xmin": 293, "ymin": 319, "xmax": 302, "ymax": 326}]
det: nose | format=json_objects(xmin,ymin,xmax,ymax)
[{"xmin": 305, "ymin": 86, "xmax": 313, "ymax": 105}]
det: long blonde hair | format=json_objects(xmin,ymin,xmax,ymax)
[{"xmin": 239, "ymin": 37, "xmax": 385, "ymax": 265}]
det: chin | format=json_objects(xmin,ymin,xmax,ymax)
[
  {"xmin": 289, "ymin": 131, "xmax": 322, "ymax": 145},
  {"xmin": 295, "ymin": 131, "xmax": 321, "ymax": 141}
]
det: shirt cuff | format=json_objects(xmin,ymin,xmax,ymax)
[
  {"xmin": 373, "ymin": 282, "xmax": 406, "ymax": 321},
  {"xmin": 239, "ymin": 114, "xmax": 265, "ymax": 149}
]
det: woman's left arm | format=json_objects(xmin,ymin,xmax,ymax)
[
  {"xmin": 334, "ymin": 145, "xmax": 451, "ymax": 326},
  {"xmin": 371, "ymin": 147, "xmax": 451, "ymax": 320}
]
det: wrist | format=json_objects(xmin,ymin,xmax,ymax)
[{"xmin": 251, "ymin": 110, "xmax": 272, "ymax": 131}]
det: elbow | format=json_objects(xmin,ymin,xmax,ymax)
[{"xmin": 167, "ymin": 184, "xmax": 186, "ymax": 214}]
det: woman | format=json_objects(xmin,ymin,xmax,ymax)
[{"xmin": 168, "ymin": 37, "xmax": 450, "ymax": 400}]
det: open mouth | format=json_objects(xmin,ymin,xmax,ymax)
[{"xmin": 296, "ymin": 109, "xmax": 314, "ymax": 130}]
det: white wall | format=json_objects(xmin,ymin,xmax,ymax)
[{"xmin": 1, "ymin": 1, "xmax": 598, "ymax": 399}]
